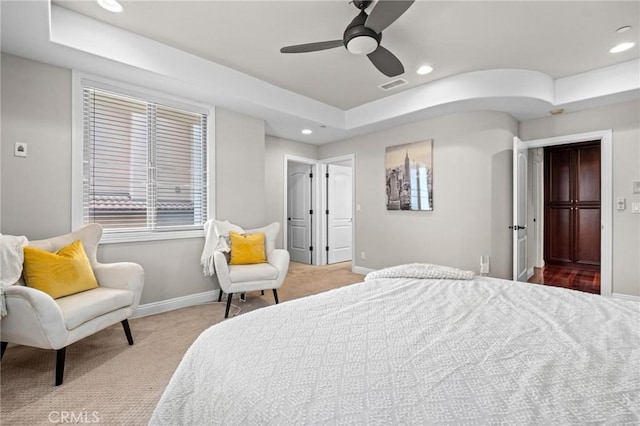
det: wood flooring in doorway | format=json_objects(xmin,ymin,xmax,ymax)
[{"xmin": 528, "ymin": 265, "xmax": 600, "ymax": 294}]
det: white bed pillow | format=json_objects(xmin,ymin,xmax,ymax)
[{"xmin": 365, "ymin": 263, "xmax": 475, "ymax": 281}]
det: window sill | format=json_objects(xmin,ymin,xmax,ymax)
[{"xmin": 100, "ymin": 229, "xmax": 205, "ymax": 244}]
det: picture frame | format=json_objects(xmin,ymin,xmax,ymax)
[{"xmin": 385, "ymin": 139, "xmax": 433, "ymax": 211}]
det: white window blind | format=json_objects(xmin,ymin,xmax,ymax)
[{"xmin": 82, "ymin": 87, "xmax": 208, "ymax": 234}]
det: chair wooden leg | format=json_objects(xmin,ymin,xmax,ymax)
[
  {"xmin": 273, "ymin": 289, "xmax": 279, "ymax": 304},
  {"xmin": 55, "ymin": 347, "xmax": 66, "ymax": 386},
  {"xmin": 217, "ymin": 290, "xmax": 223, "ymax": 303},
  {"xmin": 225, "ymin": 293, "xmax": 233, "ymax": 318},
  {"xmin": 121, "ymin": 319, "xmax": 134, "ymax": 345},
  {"xmin": 1, "ymin": 341, "xmax": 7, "ymax": 360}
]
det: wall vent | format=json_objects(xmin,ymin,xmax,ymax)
[{"xmin": 379, "ymin": 78, "xmax": 408, "ymax": 91}]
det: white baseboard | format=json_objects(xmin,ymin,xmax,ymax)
[
  {"xmin": 352, "ymin": 265, "xmax": 375, "ymax": 275},
  {"xmin": 133, "ymin": 289, "xmax": 220, "ymax": 319},
  {"xmin": 527, "ymin": 267, "xmax": 534, "ymax": 279},
  {"xmin": 612, "ymin": 293, "xmax": 640, "ymax": 302}
]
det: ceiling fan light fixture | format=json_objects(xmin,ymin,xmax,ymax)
[
  {"xmin": 301, "ymin": 129, "xmax": 313, "ymax": 135},
  {"xmin": 346, "ymin": 35, "xmax": 379, "ymax": 55},
  {"xmin": 97, "ymin": 0, "xmax": 123, "ymax": 13}
]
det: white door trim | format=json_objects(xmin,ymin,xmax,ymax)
[
  {"xmin": 531, "ymin": 147, "xmax": 545, "ymax": 269},
  {"xmin": 519, "ymin": 130, "xmax": 612, "ymax": 297},
  {"xmin": 283, "ymin": 155, "xmax": 322, "ymax": 265}
]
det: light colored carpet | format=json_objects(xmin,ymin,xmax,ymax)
[{"xmin": 0, "ymin": 262, "xmax": 363, "ymax": 425}]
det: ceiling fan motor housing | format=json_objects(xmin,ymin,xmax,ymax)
[
  {"xmin": 353, "ymin": 0, "xmax": 373, "ymax": 10},
  {"xmin": 343, "ymin": 10, "xmax": 381, "ymax": 55}
]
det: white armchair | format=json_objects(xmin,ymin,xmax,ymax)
[
  {"xmin": 213, "ymin": 222, "xmax": 290, "ymax": 318},
  {"xmin": 0, "ymin": 224, "xmax": 144, "ymax": 385}
]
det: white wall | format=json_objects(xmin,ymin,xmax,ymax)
[
  {"xmin": 0, "ymin": 54, "xmax": 268, "ymax": 304},
  {"xmin": 1, "ymin": 54, "xmax": 72, "ymax": 238},
  {"xmin": 215, "ymin": 109, "xmax": 267, "ymax": 229},
  {"xmin": 519, "ymin": 100, "xmax": 640, "ymax": 297},
  {"xmin": 0, "ymin": 55, "xmax": 3, "ymax": 229},
  {"xmin": 319, "ymin": 111, "xmax": 518, "ymax": 279}
]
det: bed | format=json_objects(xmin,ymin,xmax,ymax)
[{"xmin": 151, "ymin": 265, "xmax": 640, "ymax": 425}]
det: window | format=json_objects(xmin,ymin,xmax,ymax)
[{"xmin": 74, "ymin": 75, "xmax": 212, "ymax": 242}]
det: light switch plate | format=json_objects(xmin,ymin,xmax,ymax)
[
  {"xmin": 633, "ymin": 181, "xmax": 640, "ymax": 194},
  {"xmin": 616, "ymin": 198, "xmax": 626, "ymax": 210},
  {"xmin": 14, "ymin": 142, "xmax": 27, "ymax": 157}
]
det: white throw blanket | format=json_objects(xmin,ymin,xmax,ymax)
[
  {"xmin": 0, "ymin": 233, "xmax": 29, "ymax": 316},
  {"xmin": 364, "ymin": 262, "xmax": 475, "ymax": 281},
  {"xmin": 200, "ymin": 220, "xmax": 243, "ymax": 276}
]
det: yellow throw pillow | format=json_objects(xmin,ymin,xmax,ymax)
[
  {"xmin": 229, "ymin": 231, "xmax": 267, "ymax": 265},
  {"xmin": 23, "ymin": 240, "xmax": 99, "ymax": 299}
]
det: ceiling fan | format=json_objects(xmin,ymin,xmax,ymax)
[{"xmin": 280, "ymin": 0, "xmax": 415, "ymax": 78}]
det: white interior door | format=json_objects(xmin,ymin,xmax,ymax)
[
  {"xmin": 513, "ymin": 137, "xmax": 529, "ymax": 281},
  {"xmin": 327, "ymin": 164, "xmax": 352, "ymax": 264},
  {"xmin": 288, "ymin": 163, "xmax": 312, "ymax": 264}
]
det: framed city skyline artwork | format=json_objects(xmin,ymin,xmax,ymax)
[{"xmin": 385, "ymin": 139, "xmax": 433, "ymax": 211}]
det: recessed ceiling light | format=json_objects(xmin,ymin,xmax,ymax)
[
  {"xmin": 616, "ymin": 26, "xmax": 631, "ymax": 34},
  {"xmin": 97, "ymin": 0, "xmax": 123, "ymax": 13},
  {"xmin": 417, "ymin": 65, "xmax": 433, "ymax": 75},
  {"xmin": 301, "ymin": 129, "xmax": 312, "ymax": 135},
  {"xmin": 610, "ymin": 42, "xmax": 635, "ymax": 53}
]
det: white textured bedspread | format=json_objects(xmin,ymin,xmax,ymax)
[{"xmin": 151, "ymin": 277, "xmax": 640, "ymax": 425}]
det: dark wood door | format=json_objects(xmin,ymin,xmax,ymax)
[{"xmin": 544, "ymin": 142, "xmax": 601, "ymax": 270}]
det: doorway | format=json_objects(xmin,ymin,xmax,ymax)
[
  {"xmin": 286, "ymin": 160, "xmax": 315, "ymax": 265},
  {"xmin": 283, "ymin": 154, "xmax": 355, "ymax": 268},
  {"xmin": 528, "ymin": 141, "xmax": 602, "ymax": 293},
  {"xmin": 514, "ymin": 130, "xmax": 612, "ymax": 296},
  {"xmin": 324, "ymin": 161, "xmax": 353, "ymax": 264}
]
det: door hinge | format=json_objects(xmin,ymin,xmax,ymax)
[
  {"xmin": 325, "ymin": 246, "xmax": 329, "ymax": 251},
  {"xmin": 326, "ymin": 173, "xmax": 329, "ymax": 178},
  {"xmin": 309, "ymin": 246, "xmax": 313, "ymax": 251},
  {"xmin": 310, "ymin": 209, "xmax": 313, "ymax": 215},
  {"xmin": 325, "ymin": 209, "xmax": 329, "ymax": 215},
  {"xmin": 309, "ymin": 172, "xmax": 313, "ymax": 178}
]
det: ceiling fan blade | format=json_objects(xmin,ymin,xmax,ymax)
[
  {"xmin": 280, "ymin": 40, "xmax": 343, "ymax": 54},
  {"xmin": 365, "ymin": 0, "xmax": 415, "ymax": 33},
  {"xmin": 367, "ymin": 45, "xmax": 404, "ymax": 77}
]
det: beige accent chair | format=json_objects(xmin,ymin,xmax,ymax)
[
  {"xmin": 213, "ymin": 222, "xmax": 290, "ymax": 318},
  {"xmin": 0, "ymin": 224, "xmax": 144, "ymax": 385}
]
